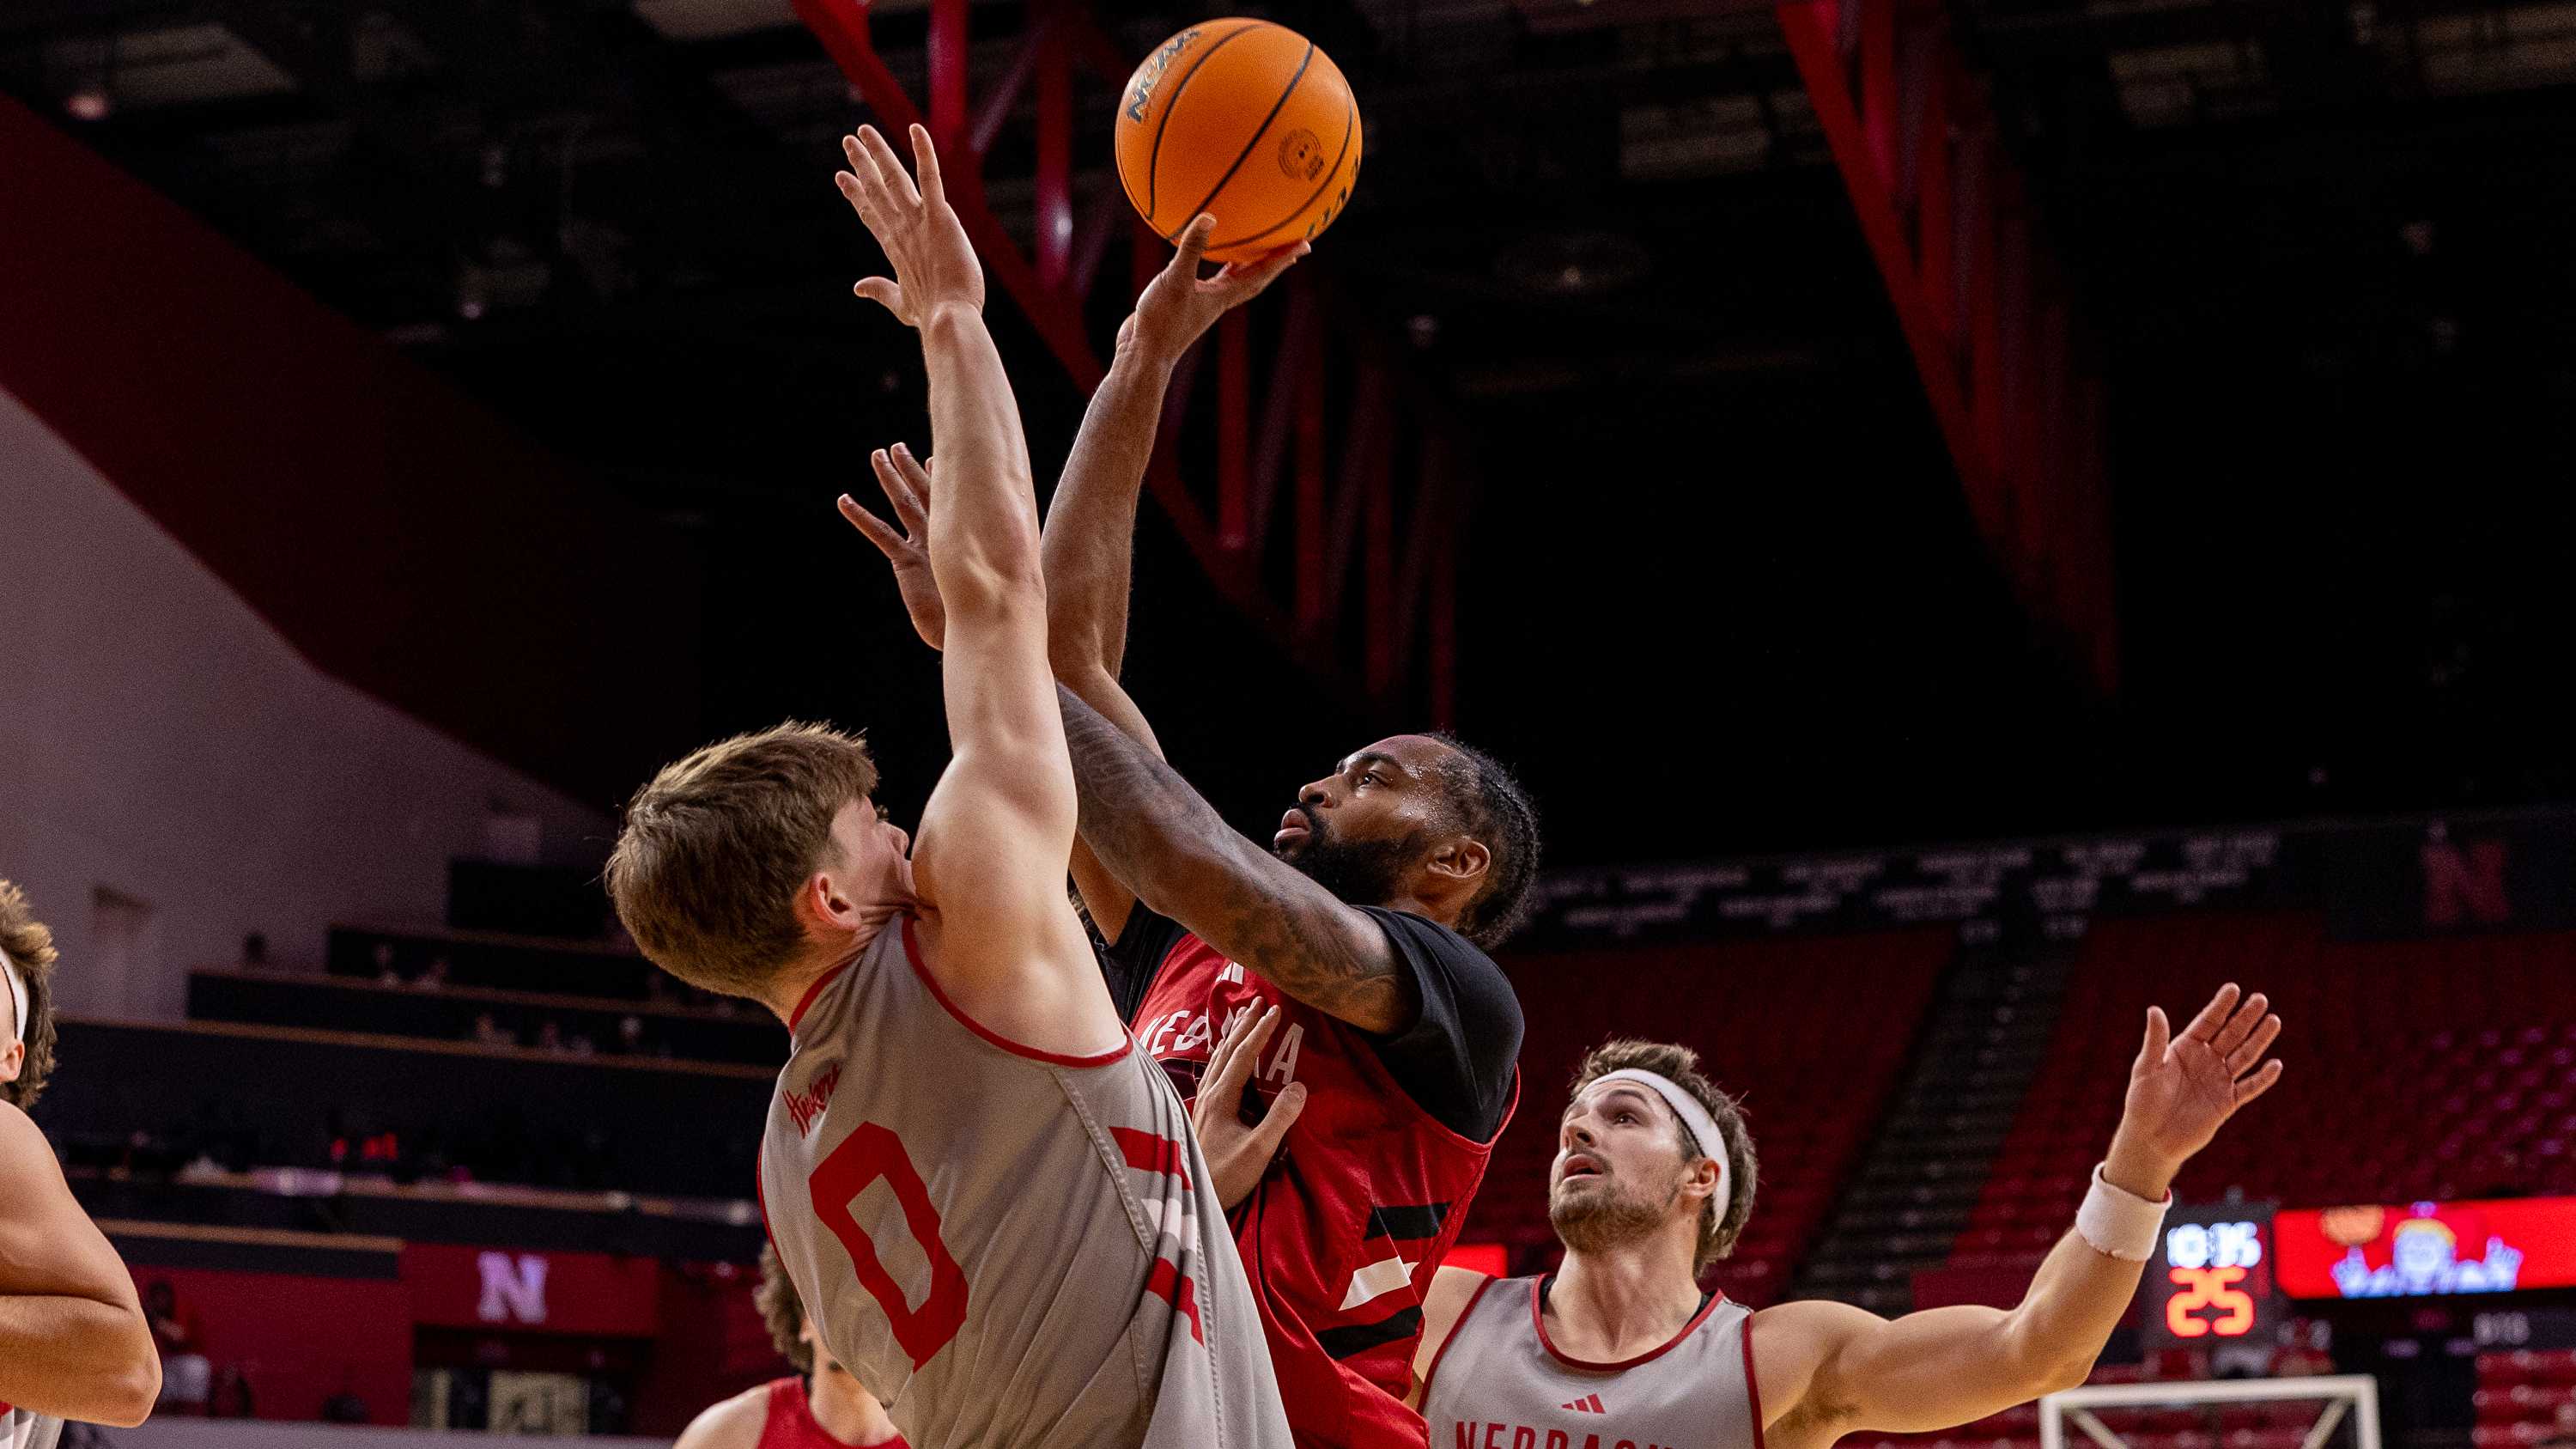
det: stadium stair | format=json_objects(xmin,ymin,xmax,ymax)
[{"xmin": 1792, "ymin": 939, "xmax": 2075, "ymax": 1315}]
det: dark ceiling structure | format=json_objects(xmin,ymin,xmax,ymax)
[{"xmin": 5, "ymin": 0, "xmax": 2573, "ymax": 864}]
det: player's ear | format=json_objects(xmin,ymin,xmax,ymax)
[
  {"xmin": 1683, "ymin": 1154, "xmax": 1720, "ymax": 1205},
  {"xmin": 1430, "ymin": 837, "xmax": 1491, "ymax": 886},
  {"xmin": 0, "ymin": 1040, "xmax": 21, "ymax": 1084},
  {"xmin": 794, "ymin": 868, "xmax": 852, "ymax": 935}
]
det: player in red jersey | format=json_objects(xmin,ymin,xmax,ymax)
[
  {"xmin": 674, "ymin": 1247, "xmax": 904, "ymax": 1449},
  {"xmin": 843, "ymin": 220, "xmax": 1542, "ymax": 1449},
  {"xmin": 0, "ymin": 880, "xmax": 160, "ymax": 1444}
]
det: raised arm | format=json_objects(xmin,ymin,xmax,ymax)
[
  {"xmin": 1755, "ymin": 986, "xmax": 2286, "ymax": 1442},
  {"xmin": 1042, "ymin": 219, "xmax": 1303, "ymax": 939},
  {"xmin": 1059, "ymin": 685, "xmax": 1418, "ymax": 1032},
  {"xmin": 0, "ymin": 1105, "xmax": 160, "ymax": 1426},
  {"xmin": 833, "ymin": 125, "xmax": 1117, "ymax": 1055}
]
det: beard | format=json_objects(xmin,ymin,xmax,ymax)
[
  {"xmin": 1549, "ymin": 1167, "xmax": 1686, "ymax": 1256},
  {"xmin": 1278, "ymin": 813, "xmax": 1424, "ymax": 906}
]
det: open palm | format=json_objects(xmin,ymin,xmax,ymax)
[{"xmin": 2123, "ymin": 983, "xmax": 2285, "ymax": 1167}]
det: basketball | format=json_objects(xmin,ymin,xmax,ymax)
[{"xmin": 1115, "ymin": 19, "xmax": 1363, "ymax": 263}]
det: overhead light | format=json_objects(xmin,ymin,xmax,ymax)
[{"xmin": 64, "ymin": 31, "xmax": 117, "ymax": 119}]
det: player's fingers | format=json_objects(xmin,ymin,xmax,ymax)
[
  {"xmin": 834, "ymin": 168, "xmax": 884, "ymax": 232},
  {"xmin": 1218, "ymin": 240, "xmax": 1308, "ymax": 296},
  {"xmin": 840, "ymin": 134, "xmax": 889, "ymax": 210},
  {"xmin": 862, "ymin": 125, "xmax": 921, "ymax": 209},
  {"xmin": 839, "ymin": 492, "xmax": 908, "ymax": 557},
  {"xmin": 886, "ymin": 442, "xmax": 933, "ymax": 516},
  {"xmin": 1211, "ymin": 1007, "xmax": 1280, "ymax": 1099},
  {"xmin": 867, "ymin": 451, "xmax": 924, "ymax": 531},
  {"xmin": 1170, "ymin": 214, "xmax": 1215, "ymax": 273},
  {"xmin": 2228, "ymin": 1014, "xmax": 2283, "ymax": 1076},
  {"xmin": 2232, "ymin": 1056, "xmax": 2286, "ymax": 1108},
  {"xmin": 908, "ymin": 123, "xmax": 944, "ymax": 207},
  {"xmin": 1201, "ymin": 1006, "xmax": 1253, "ymax": 1092},
  {"xmin": 854, "ymin": 277, "xmax": 905, "ymax": 314},
  {"xmin": 1243, "ymin": 1081, "xmax": 1309, "ymax": 1157},
  {"xmin": 2211, "ymin": 991, "xmax": 2269, "ymax": 1058},
  {"xmin": 2139, "ymin": 1004, "xmax": 2171, "ymax": 1067},
  {"xmin": 2180, "ymin": 983, "xmax": 2239, "ymax": 1044}
]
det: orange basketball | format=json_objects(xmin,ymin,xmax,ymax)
[{"xmin": 1115, "ymin": 20, "xmax": 1363, "ymax": 264}]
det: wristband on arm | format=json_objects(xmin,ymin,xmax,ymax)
[{"xmin": 2075, "ymin": 1162, "xmax": 2172, "ymax": 1262}]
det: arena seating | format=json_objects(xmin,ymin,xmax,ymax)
[
  {"xmin": 327, "ymin": 922, "xmax": 677, "ymax": 1000},
  {"xmin": 187, "ymin": 966, "xmax": 785, "ymax": 1065},
  {"xmin": 2474, "ymin": 1349, "xmax": 2576, "ymax": 1446},
  {"xmin": 1473, "ymin": 930, "xmax": 1953, "ymax": 1305},
  {"xmin": 42, "ymin": 1019, "xmax": 771, "ymax": 1199},
  {"xmin": 1954, "ymin": 913, "xmax": 2576, "ymax": 1273}
]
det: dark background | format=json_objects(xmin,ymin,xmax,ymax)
[{"xmin": 6, "ymin": 0, "xmax": 2574, "ymax": 866}]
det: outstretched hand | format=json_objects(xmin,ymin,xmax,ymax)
[
  {"xmin": 1116, "ymin": 215, "xmax": 1308, "ymax": 367},
  {"xmin": 1191, "ymin": 1003, "xmax": 1309, "ymax": 1211},
  {"xmin": 835, "ymin": 124, "xmax": 984, "ymax": 326},
  {"xmin": 2109, "ymin": 983, "xmax": 2285, "ymax": 1195},
  {"xmin": 840, "ymin": 443, "xmax": 946, "ymax": 651}
]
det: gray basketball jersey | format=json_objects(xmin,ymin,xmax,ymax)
[
  {"xmin": 1421, "ymin": 1274, "xmax": 1762, "ymax": 1449},
  {"xmin": 759, "ymin": 917, "xmax": 1291, "ymax": 1449}
]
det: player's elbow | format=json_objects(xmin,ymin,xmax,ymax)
[
  {"xmin": 2001, "ymin": 1318, "xmax": 2097, "ymax": 1399},
  {"xmin": 100, "ymin": 1340, "xmax": 162, "ymax": 1427},
  {"xmin": 2019, "ymin": 1336, "xmax": 2099, "ymax": 1398}
]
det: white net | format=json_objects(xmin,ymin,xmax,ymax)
[{"xmin": 2038, "ymin": 1375, "xmax": 2384, "ymax": 1449}]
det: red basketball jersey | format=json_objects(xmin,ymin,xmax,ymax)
[
  {"xmin": 756, "ymin": 1376, "xmax": 907, "ymax": 1449},
  {"xmin": 1124, "ymin": 913, "xmax": 1518, "ymax": 1449}
]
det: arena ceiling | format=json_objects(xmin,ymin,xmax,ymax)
[{"xmin": 5, "ymin": 0, "xmax": 2573, "ymax": 861}]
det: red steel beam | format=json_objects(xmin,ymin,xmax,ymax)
[{"xmin": 1777, "ymin": 0, "xmax": 2117, "ymax": 691}]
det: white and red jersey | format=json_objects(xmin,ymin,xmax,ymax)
[
  {"xmin": 1107, "ymin": 906, "xmax": 1522, "ymax": 1449},
  {"xmin": 0, "ymin": 1403, "xmax": 61, "ymax": 1449},
  {"xmin": 758, "ymin": 917, "xmax": 1291, "ymax": 1449},
  {"xmin": 1419, "ymin": 1275, "xmax": 1764, "ymax": 1449}
]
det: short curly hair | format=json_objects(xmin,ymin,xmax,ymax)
[
  {"xmin": 0, "ymin": 880, "xmax": 62, "ymax": 1111},
  {"xmin": 1421, "ymin": 734, "xmax": 1541, "ymax": 948},
  {"xmin": 1569, "ymin": 1038, "xmax": 1759, "ymax": 1272},
  {"xmin": 756, "ymin": 1243, "xmax": 814, "ymax": 1374},
  {"xmin": 605, "ymin": 722, "xmax": 879, "ymax": 997}
]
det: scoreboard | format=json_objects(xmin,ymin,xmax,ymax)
[{"xmin": 2146, "ymin": 1203, "xmax": 2281, "ymax": 1346}]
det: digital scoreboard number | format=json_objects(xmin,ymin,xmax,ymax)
[{"xmin": 2147, "ymin": 1203, "xmax": 2280, "ymax": 1346}]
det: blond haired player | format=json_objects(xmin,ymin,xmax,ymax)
[
  {"xmin": 605, "ymin": 126, "xmax": 1289, "ymax": 1449},
  {"xmin": 675, "ymin": 1247, "xmax": 905, "ymax": 1449},
  {"xmin": 0, "ymin": 880, "xmax": 161, "ymax": 1446},
  {"xmin": 1411, "ymin": 984, "xmax": 2286, "ymax": 1449}
]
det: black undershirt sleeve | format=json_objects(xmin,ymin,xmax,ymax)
[
  {"xmin": 1093, "ymin": 904, "xmax": 1190, "ymax": 1025},
  {"xmin": 1354, "ymin": 907, "xmax": 1525, "ymax": 1142}
]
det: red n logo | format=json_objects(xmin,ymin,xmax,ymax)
[{"xmin": 2421, "ymin": 837, "xmax": 2509, "ymax": 926}]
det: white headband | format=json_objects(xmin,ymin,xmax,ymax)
[
  {"xmin": 1587, "ymin": 1068, "xmax": 1732, "ymax": 1211},
  {"xmin": 0, "ymin": 945, "xmax": 24, "ymax": 1050}
]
